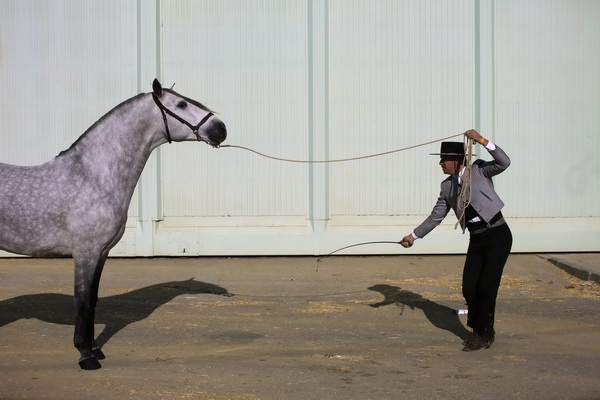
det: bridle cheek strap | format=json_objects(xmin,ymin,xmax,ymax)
[{"xmin": 152, "ymin": 93, "xmax": 214, "ymax": 144}]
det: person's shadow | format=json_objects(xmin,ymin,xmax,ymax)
[
  {"xmin": 368, "ymin": 284, "xmax": 470, "ymax": 340},
  {"xmin": 0, "ymin": 278, "xmax": 233, "ymax": 348}
]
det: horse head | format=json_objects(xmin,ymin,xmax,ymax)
[
  {"xmin": 159, "ymin": 277, "xmax": 234, "ymax": 298},
  {"xmin": 151, "ymin": 79, "xmax": 227, "ymax": 147}
]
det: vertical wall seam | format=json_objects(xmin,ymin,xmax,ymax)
[
  {"xmin": 155, "ymin": 0, "xmax": 162, "ymax": 82},
  {"xmin": 307, "ymin": 0, "xmax": 315, "ymax": 223},
  {"xmin": 136, "ymin": 0, "xmax": 142, "ymax": 93},
  {"xmin": 474, "ymin": 0, "xmax": 496, "ymax": 143},
  {"xmin": 307, "ymin": 0, "xmax": 330, "ymax": 237},
  {"xmin": 154, "ymin": 0, "xmax": 163, "ymax": 222}
]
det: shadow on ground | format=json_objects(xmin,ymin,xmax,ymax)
[
  {"xmin": 0, "ymin": 278, "xmax": 232, "ymax": 347},
  {"xmin": 368, "ymin": 284, "xmax": 471, "ymax": 340}
]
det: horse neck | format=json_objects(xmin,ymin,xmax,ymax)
[
  {"xmin": 57, "ymin": 94, "xmax": 164, "ymax": 194},
  {"xmin": 124, "ymin": 282, "xmax": 189, "ymax": 303}
]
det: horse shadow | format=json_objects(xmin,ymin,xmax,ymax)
[
  {"xmin": 368, "ymin": 284, "xmax": 471, "ymax": 340},
  {"xmin": 0, "ymin": 278, "xmax": 233, "ymax": 348}
]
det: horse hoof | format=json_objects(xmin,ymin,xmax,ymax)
[
  {"xmin": 93, "ymin": 348, "xmax": 106, "ymax": 360},
  {"xmin": 79, "ymin": 357, "xmax": 102, "ymax": 370}
]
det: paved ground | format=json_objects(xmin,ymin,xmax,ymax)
[{"xmin": 0, "ymin": 254, "xmax": 598, "ymax": 400}]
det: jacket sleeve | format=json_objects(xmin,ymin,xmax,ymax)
[
  {"xmin": 413, "ymin": 191, "xmax": 451, "ymax": 239},
  {"xmin": 478, "ymin": 144, "xmax": 511, "ymax": 179}
]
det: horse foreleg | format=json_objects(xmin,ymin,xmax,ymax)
[{"xmin": 73, "ymin": 253, "xmax": 107, "ymax": 370}]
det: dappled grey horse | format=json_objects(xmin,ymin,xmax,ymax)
[{"xmin": 0, "ymin": 79, "xmax": 226, "ymax": 369}]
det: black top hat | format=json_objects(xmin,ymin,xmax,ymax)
[{"xmin": 430, "ymin": 141, "xmax": 465, "ymax": 156}]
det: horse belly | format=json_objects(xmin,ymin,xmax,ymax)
[
  {"xmin": 0, "ymin": 165, "xmax": 73, "ymax": 256},
  {"xmin": 0, "ymin": 208, "xmax": 72, "ymax": 257}
]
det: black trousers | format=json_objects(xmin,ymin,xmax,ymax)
[{"xmin": 462, "ymin": 223, "xmax": 512, "ymax": 334}]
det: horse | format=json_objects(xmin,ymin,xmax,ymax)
[{"xmin": 0, "ymin": 79, "xmax": 227, "ymax": 370}]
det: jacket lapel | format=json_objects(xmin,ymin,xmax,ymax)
[{"xmin": 454, "ymin": 175, "xmax": 467, "ymax": 231}]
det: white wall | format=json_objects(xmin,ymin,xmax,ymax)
[{"xmin": 1, "ymin": 0, "xmax": 598, "ymax": 256}]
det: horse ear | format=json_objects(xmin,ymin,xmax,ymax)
[{"xmin": 152, "ymin": 79, "xmax": 163, "ymax": 97}]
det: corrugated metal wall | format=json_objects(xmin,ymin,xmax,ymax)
[
  {"xmin": 1, "ymin": 0, "xmax": 598, "ymax": 257},
  {"xmin": 494, "ymin": 0, "xmax": 600, "ymax": 251}
]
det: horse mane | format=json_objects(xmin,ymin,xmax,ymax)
[
  {"xmin": 56, "ymin": 93, "xmax": 146, "ymax": 158},
  {"xmin": 55, "ymin": 89, "xmax": 214, "ymax": 158}
]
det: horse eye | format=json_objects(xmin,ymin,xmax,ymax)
[{"xmin": 176, "ymin": 101, "xmax": 187, "ymax": 109}]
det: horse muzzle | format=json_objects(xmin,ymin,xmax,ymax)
[{"xmin": 197, "ymin": 118, "xmax": 227, "ymax": 148}]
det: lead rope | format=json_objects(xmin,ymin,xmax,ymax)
[
  {"xmin": 454, "ymin": 137, "xmax": 475, "ymax": 230},
  {"xmin": 219, "ymin": 133, "xmax": 463, "ymax": 163},
  {"xmin": 219, "ymin": 133, "xmax": 471, "ymax": 262}
]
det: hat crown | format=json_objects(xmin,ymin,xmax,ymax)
[{"xmin": 431, "ymin": 141, "xmax": 464, "ymax": 156}]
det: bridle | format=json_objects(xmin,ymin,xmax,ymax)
[{"xmin": 152, "ymin": 92, "xmax": 214, "ymax": 145}]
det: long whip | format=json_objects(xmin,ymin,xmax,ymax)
[{"xmin": 315, "ymin": 241, "xmax": 401, "ymax": 271}]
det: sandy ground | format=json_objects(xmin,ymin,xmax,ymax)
[{"xmin": 0, "ymin": 254, "xmax": 599, "ymax": 400}]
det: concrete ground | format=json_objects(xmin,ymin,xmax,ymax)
[{"xmin": 0, "ymin": 254, "xmax": 598, "ymax": 400}]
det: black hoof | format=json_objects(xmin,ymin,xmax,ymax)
[
  {"xmin": 93, "ymin": 348, "xmax": 106, "ymax": 360},
  {"xmin": 79, "ymin": 357, "xmax": 102, "ymax": 370}
]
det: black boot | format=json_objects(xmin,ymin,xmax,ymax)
[
  {"xmin": 483, "ymin": 328, "xmax": 495, "ymax": 349},
  {"xmin": 462, "ymin": 330, "xmax": 486, "ymax": 352}
]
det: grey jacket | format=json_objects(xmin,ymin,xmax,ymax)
[{"xmin": 413, "ymin": 144, "xmax": 511, "ymax": 238}]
